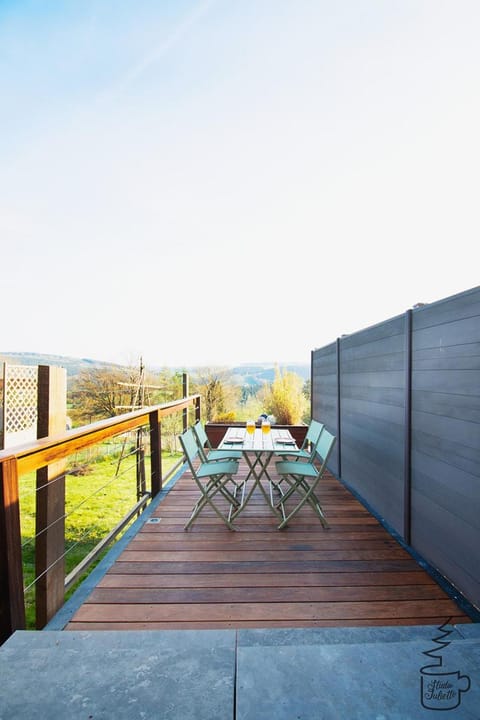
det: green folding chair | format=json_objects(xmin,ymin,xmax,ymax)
[
  {"xmin": 274, "ymin": 428, "xmax": 336, "ymax": 530},
  {"xmin": 192, "ymin": 420, "xmax": 243, "ymax": 462},
  {"xmin": 179, "ymin": 428, "xmax": 245, "ymax": 531},
  {"xmin": 275, "ymin": 419, "xmax": 324, "ymax": 461},
  {"xmin": 270, "ymin": 419, "xmax": 324, "ymax": 503}
]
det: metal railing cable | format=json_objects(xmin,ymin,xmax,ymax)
[{"xmin": 0, "ymin": 393, "xmax": 201, "ymax": 638}]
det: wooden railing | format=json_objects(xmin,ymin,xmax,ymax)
[{"xmin": 0, "ymin": 394, "xmax": 201, "ymax": 644}]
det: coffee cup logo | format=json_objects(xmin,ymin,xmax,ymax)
[
  {"xmin": 421, "ymin": 670, "xmax": 471, "ymax": 711},
  {"xmin": 420, "ymin": 618, "xmax": 471, "ymax": 711}
]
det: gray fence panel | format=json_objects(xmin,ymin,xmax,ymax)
[
  {"xmin": 410, "ymin": 288, "xmax": 480, "ymax": 608},
  {"xmin": 310, "ymin": 285, "xmax": 480, "ymax": 611},
  {"xmin": 312, "ymin": 343, "xmax": 339, "ymax": 475},
  {"xmin": 339, "ymin": 315, "xmax": 406, "ymax": 534}
]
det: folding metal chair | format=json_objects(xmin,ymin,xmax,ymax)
[
  {"xmin": 270, "ymin": 419, "xmax": 324, "ymax": 503},
  {"xmin": 274, "ymin": 428, "xmax": 336, "ymax": 530},
  {"xmin": 275, "ymin": 419, "xmax": 324, "ymax": 461},
  {"xmin": 179, "ymin": 428, "xmax": 245, "ymax": 531},
  {"xmin": 192, "ymin": 420, "xmax": 243, "ymax": 462}
]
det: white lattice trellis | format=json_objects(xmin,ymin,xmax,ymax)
[{"xmin": 1, "ymin": 364, "xmax": 38, "ymax": 448}]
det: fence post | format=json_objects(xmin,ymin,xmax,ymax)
[
  {"xmin": 149, "ymin": 410, "xmax": 162, "ymax": 497},
  {"xmin": 195, "ymin": 395, "xmax": 201, "ymax": 422},
  {"xmin": 35, "ymin": 365, "xmax": 67, "ymax": 629},
  {"xmin": 136, "ymin": 429, "xmax": 146, "ymax": 500},
  {"xmin": 403, "ymin": 310, "xmax": 413, "ymax": 544},
  {"xmin": 336, "ymin": 337, "xmax": 342, "ymax": 478},
  {"xmin": 182, "ymin": 373, "xmax": 189, "ymax": 431},
  {"xmin": 0, "ymin": 457, "xmax": 26, "ymax": 643}
]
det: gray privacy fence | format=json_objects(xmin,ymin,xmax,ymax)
[{"xmin": 311, "ymin": 285, "xmax": 480, "ymax": 612}]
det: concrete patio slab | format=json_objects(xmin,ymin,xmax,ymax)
[
  {"xmin": 1, "ymin": 625, "xmax": 478, "ymax": 719},
  {"xmin": 236, "ymin": 626, "xmax": 480, "ymax": 720},
  {"xmin": 0, "ymin": 630, "xmax": 235, "ymax": 720}
]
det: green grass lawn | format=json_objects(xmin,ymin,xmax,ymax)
[{"xmin": 19, "ymin": 445, "xmax": 183, "ymax": 628}]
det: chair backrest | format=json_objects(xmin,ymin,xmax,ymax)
[
  {"xmin": 300, "ymin": 419, "xmax": 324, "ymax": 454},
  {"xmin": 193, "ymin": 421, "xmax": 215, "ymax": 463},
  {"xmin": 315, "ymin": 429, "xmax": 336, "ymax": 471},
  {"xmin": 193, "ymin": 420, "xmax": 211, "ymax": 449},
  {"xmin": 300, "ymin": 420, "xmax": 325, "ymax": 462},
  {"xmin": 179, "ymin": 428, "xmax": 200, "ymax": 473}
]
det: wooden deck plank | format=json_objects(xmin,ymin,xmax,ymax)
[
  {"xmin": 65, "ymin": 616, "xmax": 473, "ymax": 630},
  {"xmin": 66, "ymin": 461, "xmax": 474, "ymax": 630},
  {"xmin": 129, "ymin": 536, "xmax": 401, "ymax": 549},
  {"xmin": 98, "ymin": 571, "xmax": 437, "ymax": 588},
  {"xmin": 107, "ymin": 560, "xmax": 424, "ymax": 573},
  {"xmin": 118, "ymin": 549, "xmax": 410, "ymax": 562},
  {"xmin": 72, "ymin": 598, "xmax": 464, "ymax": 622},
  {"xmin": 86, "ymin": 585, "xmax": 448, "ymax": 604},
  {"xmin": 133, "ymin": 530, "xmax": 390, "ymax": 542}
]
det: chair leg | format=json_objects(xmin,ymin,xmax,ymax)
[
  {"xmin": 277, "ymin": 474, "xmax": 329, "ymax": 530},
  {"xmin": 184, "ymin": 475, "xmax": 238, "ymax": 531},
  {"xmin": 228, "ymin": 477, "xmax": 247, "ymax": 521},
  {"xmin": 217, "ymin": 481, "xmax": 242, "ymax": 507}
]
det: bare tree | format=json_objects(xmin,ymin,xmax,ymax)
[
  {"xmin": 69, "ymin": 366, "xmax": 139, "ymax": 424},
  {"xmin": 191, "ymin": 367, "xmax": 240, "ymax": 422}
]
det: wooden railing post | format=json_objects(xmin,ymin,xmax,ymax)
[
  {"xmin": 35, "ymin": 365, "xmax": 67, "ymax": 628},
  {"xmin": 136, "ymin": 429, "xmax": 146, "ymax": 500},
  {"xmin": 0, "ymin": 457, "xmax": 25, "ymax": 643},
  {"xmin": 149, "ymin": 410, "xmax": 162, "ymax": 497},
  {"xmin": 182, "ymin": 373, "xmax": 189, "ymax": 432}
]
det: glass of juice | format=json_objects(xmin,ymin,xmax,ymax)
[
  {"xmin": 261, "ymin": 418, "xmax": 271, "ymax": 434},
  {"xmin": 246, "ymin": 419, "xmax": 255, "ymax": 435}
]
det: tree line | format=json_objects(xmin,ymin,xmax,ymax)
[{"xmin": 68, "ymin": 365, "xmax": 311, "ymax": 429}]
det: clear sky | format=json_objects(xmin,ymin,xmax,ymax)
[{"xmin": 1, "ymin": 1, "xmax": 478, "ymax": 369}]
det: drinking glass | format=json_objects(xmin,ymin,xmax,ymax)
[
  {"xmin": 246, "ymin": 419, "xmax": 255, "ymax": 435},
  {"xmin": 261, "ymin": 418, "xmax": 271, "ymax": 434}
]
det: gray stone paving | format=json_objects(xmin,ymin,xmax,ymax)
[
  {"xmin": 1, "ymin": 625, "xmax": 479, "ymax": 719},
  {"xmin": 0, "ymin": 630, "xmax": 235, "ymax": 720},
  {"xmin": 237, "ymin": 626, "xmax": 480, "ymax": 720}
]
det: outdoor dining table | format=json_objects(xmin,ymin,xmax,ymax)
[{"xmin": 219, "ymin": 425, "xmax": 298, "ymax": 520}]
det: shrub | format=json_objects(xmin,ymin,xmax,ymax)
[
  {"xmin": 261, "ymin": 367, "xmax": 307, "ymax": 425},
  {"xmin": 213, "ymin": 411, "xmax": 236, "ymax": 423}
]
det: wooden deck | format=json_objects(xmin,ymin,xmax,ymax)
[{"xmin": 66, "ymin": 460, "xmax": 473, "ymax": 630}]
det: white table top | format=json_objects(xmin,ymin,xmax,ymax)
[{"xmin": 220, "ymin": 426, "xmax": 298, "ymax": 452}]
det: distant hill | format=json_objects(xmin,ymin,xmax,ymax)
[
  {"xmin": 230, "ymin": 364, "xmax": 309, "ymax": 386},
  {"xmin": 0, "ymin": 352, "xmax": 122, "ymax": 380},
  {"xmin": 0, "ymin": 352, "xmax": 309, "ymax": 387}
]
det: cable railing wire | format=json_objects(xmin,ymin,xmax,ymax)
[
  {"xmin": 1, "ymin": 391, "xmax": 201, "ymax": 634},
  {"xmin": 21, "ymin": 441, "xmax": 149, "ymax": 595}
]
